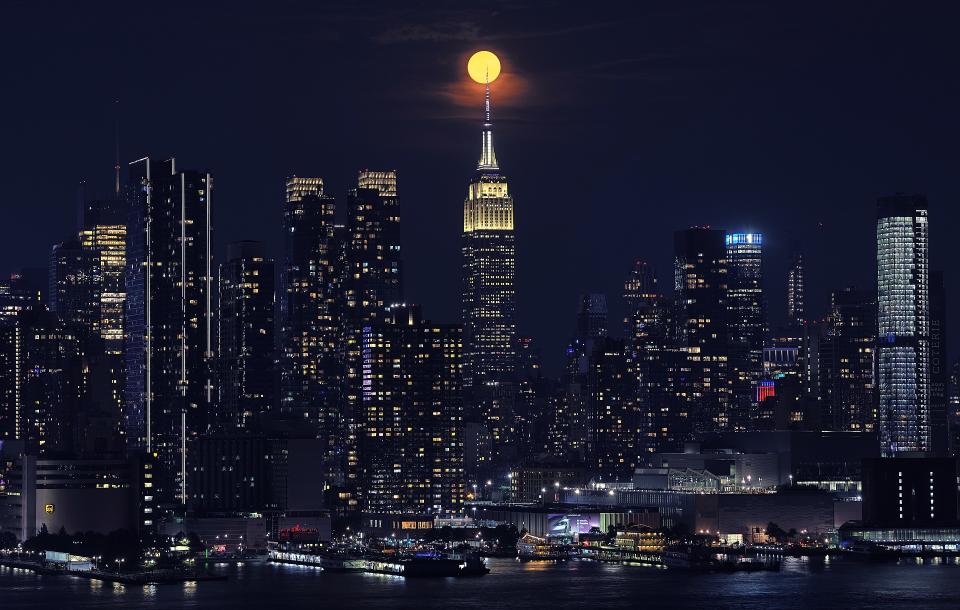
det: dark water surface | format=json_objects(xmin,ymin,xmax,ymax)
[{"xmin": 3, "ymin": 556, "xmax": 960, "ymax": 609}]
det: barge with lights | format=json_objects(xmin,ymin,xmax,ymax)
[{"xmin": 268, "ymin": 548, "xmax": 489, "ymax": 577}]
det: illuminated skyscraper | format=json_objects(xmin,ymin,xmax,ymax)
[
  {"xmin": 590, "ymin": 337, "xmax": 641, "ymax": 479},
  {"xmin": 726, "ymin": 232, "xmax": 765, "ymax": 428},
  {"xmin": 279, "ymin": 176, "xmax": 342, "ymax": 474},
  {"xmin": 0, "ymin": 305, "xmax": 82, "ymax": 454},
  {"xmin": 343, "ymin": 170, "xmax": 402, "ymax": 498},
  {"xmin": 725, "ymin": 233, "xmax": 765, "ymax": 358},
  {"xmin": 61, "ymin": 194, "xmax": 129, "ymax": 446},
  {"xmin": 78, "ymin": 197, "xmax": 127, "ymax": 355},
  {"xmin": 344, "ymin": 170, "xmax": 402, "ymax": 322},
  {"xmin": 219, "ymin": 240, "xmax": 275, "ymax": 431},
  {"xmin": 674, "ymin": 227, "xmax": 731, "ymax": 432},
  {"xmin": 462, "ymin": 79, "xmax": 517, "ymax": 462},
  {"xmin": 876, "ymin": 194, "xmax": 930, "ymax": 455},
  {"xmin": 462, "ymin": 81, "xmax": 516, "ymax": 391},
  {"xmin": 360, "ymin": 305, "xmax": 464, "ymax": 515},
  {"xmin": 124, "ymin": 157, "xmax": 215, "ymax": 509},
  {"xmin": 357, "ymin": 169, "xmax": 398, "ymax": 197},
  {"xmin": 787, "ymin": 245, "xmax": 805, "ymax": 327},
  {"xmin": 624, "ymin": 261, "xmax": 665, "ymax": 353},
  {"xmin": 0, "ymin": 273, "xmax": 41, "ymax": 320}
]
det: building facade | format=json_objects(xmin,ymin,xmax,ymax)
[
  {"xmin": 725, "ymin": 232, "xmax": 766, "ymax": 427},
  {"xmin": 279, "ymin": 177, "xmax": 342, "ymax": 476},
  {"xmin": 343, "ymin": 170, "xmax": 402, "ymax": 493},
  {"xmin": 462, "ymin": 81, "xmax": 518, "ymax": 463},
  {"xmin": 787, "ymin": 246, "xmax": 805, "ymax": 327},
  {"xmin": 124, "ymin": 157, "xmax": 215, "ymax": 507},
  {"xmin": 0, "ymin": 306, "xmax": 81, "ymax": 453},
  {"xmin": 673, "ymin": 227, "xmax": 731, "ymax": 433},
  {"xmin": 218, "ymin": 240, "xmax": 275, "ymax": 431},
  {"xmin": 825, "ymin": 288, "xmax": 877, "ymax": 432},
  {"xmin": 876, "ymin": 194, "xmax": 930, "ymax": 455},
  {"xmin": 360, "ymin": 305, "xmax": 464, "ymax": 515}
]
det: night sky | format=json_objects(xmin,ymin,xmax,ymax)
[{"xmin": 1, "ymin": 1, "xmax": 957, "ymax": 373}]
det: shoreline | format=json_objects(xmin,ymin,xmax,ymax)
[{"xmin": 0, "ymin": 559, "xmax": 227, "ymax": 584}]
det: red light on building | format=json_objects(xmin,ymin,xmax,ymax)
[{"xmin": 756, "ymin": 381, "xmax": 775, "ymax": 403}]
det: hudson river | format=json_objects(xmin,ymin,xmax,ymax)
[{"xmin": 4, "ymin": 556, "xmax": 960, "ymax": 609}]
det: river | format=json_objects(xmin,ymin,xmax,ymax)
[{"xmin": 3, "ymin": 555, "xmax": 960, "ymax": 608}]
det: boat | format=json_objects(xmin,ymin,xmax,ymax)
[
  {"xmin": 516, "ymin": 533, "xmax": 570, "ymax": 562},
  {"xmin": 664, "ymin": 545, "xmax": 779, "ymax": 572},
  {"xmin": 364, "ymin": 552, "xmax": 490, "ymax": 577},
  {"xmin": 318, "ymin": 552, "xmax": 367, "ymax": 572}
]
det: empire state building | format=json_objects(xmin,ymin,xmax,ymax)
[{"xmin": 462, "ymin": 79, "xmax": 517, "ymax": 395}]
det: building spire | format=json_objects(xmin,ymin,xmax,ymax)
[{"xmin": 478, "ymin": 71, "xmax": 498, "ymax": 171}]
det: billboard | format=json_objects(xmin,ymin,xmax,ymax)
[{"xmin": 546, "ymin": 513, "xmax": 600, "ymax": 536}]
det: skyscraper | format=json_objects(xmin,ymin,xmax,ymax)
[
  {"xmin": 576, "ymin": 294, "xmax": 609, "ymax": 342},
  {"xmin": 725, "ymin": 233, "xmax": 765, "ymax": 361},
  {"xmin": 624, "ymin": 261, "xmax": 665, "ymax": 353},
  {"xmin": 787, "ymin": 245, "xmax": 805, "ymax": 327},
  {"xmin": 218, "ymin": 240, "xmax": 275, "ymax": 431},
  {"xmin": 343, "ymin": 171, "xmax": 402, "ymax": 322},
  {"xmin": 48, "ymin": 239, "xmax": 97, "ymax": 341},
  {"xmin": 876, "ymin": 194, "xmax": 930, "ymax": 455},
  {"xmin": 360, "ymin": 305, "xmax": 464, "ymax": 515},
  {"xmin": 279, "ymin": 176, "xmax": 341, "ymax": 452},
  {"xmin": 825, "ymin": 287, "xmax": 877, "ymax": 432},
  {"xmin": 590, "ymin": 337, "xmax": 641, "ymax": 480},
  {"xmin": 78, "ymin": 196, "xmax": 127, "ymax": 356},
  {"xmin": 0, "ymin": 273, "xmax": 41, "ymax": 320},
  {"xmin": 514, "ymin": 335, "xmax": 550, "ymax": 459},
  {"xmin": 726, "ymin": 232, "xmax": 765, "ymax": 429},
  {"xmin": 70, "ymin": 194, "xmax": 128, "ymax": 445},
  {"xmin": 343, "ymin": 170, "xmax": 402, "ymax": 498},
  {"xmin": 623, "ymin": 260, "xmax": 676, "ymax": 452},
  {"xmin": 462, "ymin": 80, "xmax": 517, "ymax": 392},
  {"xmin": 674, "ymin": 227, "xmax": 731, "ymax": 432},
  {"xmin": 124, "ymin": 157, "xmax": 214, "ymax": 507},
  {"xmin": 462, "ymin": 77, "xmax": 518, "ymax": 464},
  {"xmin": 0, "ymin": 305, "xmax": 81, "ymax": 454}
]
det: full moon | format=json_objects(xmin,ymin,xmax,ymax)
[{"xmin": 467, "ymin": 50, "xmax": 501, "ymax": 84}]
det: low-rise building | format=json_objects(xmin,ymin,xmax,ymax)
[{"xmin": 0, "ymin": 450, "xmax": 153, "ymax": 542}]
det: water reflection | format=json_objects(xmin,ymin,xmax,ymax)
[{"xmin": 5, "ymin": 556, "xmax": 960, "ymax": 609}]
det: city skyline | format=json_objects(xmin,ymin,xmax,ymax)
[
  {"xmin": 1, "ymin": 2, "xmax": 958, "ymax": 375},
  {"xmin": 4, "ymin": 4, "xmax": 960, "ymax": 607}
]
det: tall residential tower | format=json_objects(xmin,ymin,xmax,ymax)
[
  {"xmin": 124, "ymin": 157, "xmax": 214, "ymax": 509},
  {"xmin": 279, "ymin": 177, "xmax": 342, "ymax": 473},
  {"xmin": 876, "ymin": 194, "xmax": 930, "ymax": 455}
]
